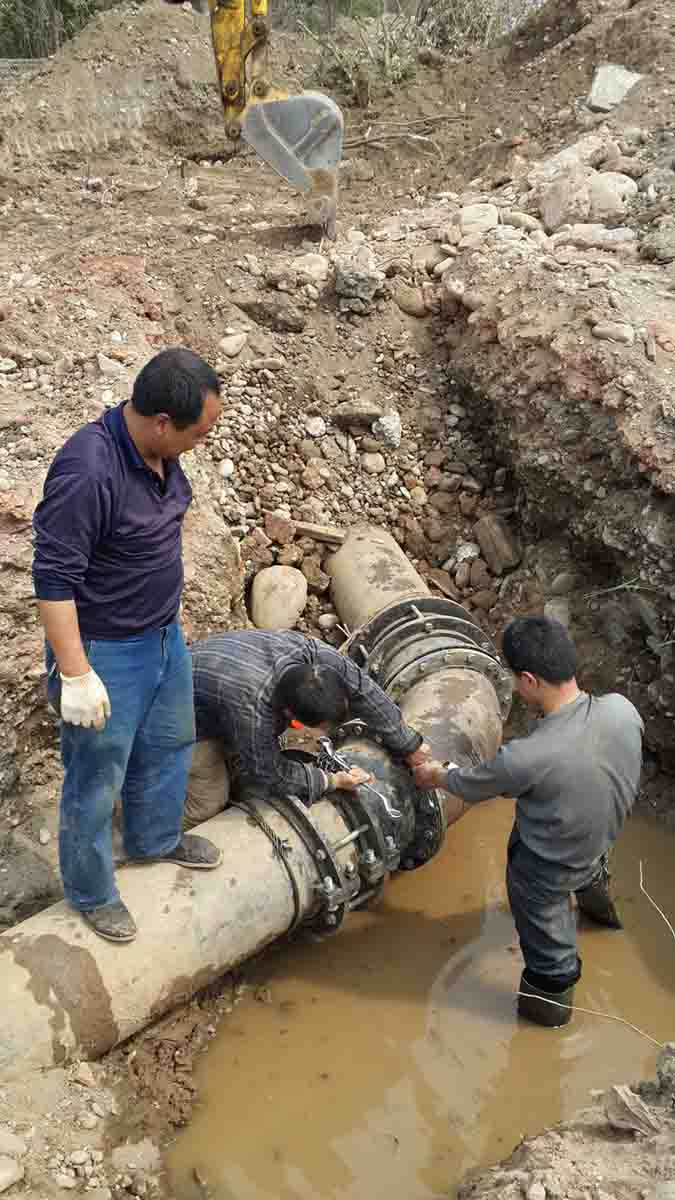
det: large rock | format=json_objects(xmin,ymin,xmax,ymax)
[
  {"xmin": 334, "ymin": 242, "xmax": 385, "ymax": 313},
  {"xmin": 251, "ymin": 566, "xmax": 308, "ymax": 630},
  {"xmin": 291, "ymin": 253, "xmax": 330, "ymax": 284},
  {"xmin": 551, "ymin": 223, "xmax": 636, "ymax": 252},
  {"xmin": 588, "ymin": 64, "xmax": 642, "ymax": 112},
  {"xmin": 219, "ymin": 332, "xmax": 247, "ymax": 358},
  {"xmin": 393, "ymin": 282, "xmax": 427, "ymax": 318},
  {"xmin": 540, "ymin": 165, "xmax": 592, "ymax": 232},
  {"xmin": 527, "ymin": 133, "xmax": 607, "ymax": 189},
  {"xmin": 459, "ymin": 203, "xmax": 499, "ymax": 240},
  {"xmin": 587, "ymin": 172, "xmax": 638, "ymax": 221},
  {"xmin": 640, "ymin": 217, "xmax": 675, "ymax": 264},
  {"xmin": 236, "ymin": 294, "xmax": 306, "ymax": 333},
  {"xmin": 372, "ymin": 410, "xmax": 402, "ymax": 448},
  {"xmin": 333, "ymin": 397, "xmax": 385, "ymax": 428},
  {"xmin": 539, "ymin": 167, "xmax": 637, "ymax": 231}
]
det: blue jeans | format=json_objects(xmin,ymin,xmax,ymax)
[
  {"xmin": 506, "ymin": 826, "xmax": 597, "ymax": 983},
  {"xmin": 47, "ymin": 622, "xmax": 195, "ymax": 911}
]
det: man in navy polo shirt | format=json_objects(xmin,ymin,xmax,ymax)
[{"xmin": 32, "ymin": 347, "xmax": 223, "ymax": 943}]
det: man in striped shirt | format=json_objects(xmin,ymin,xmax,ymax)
[{"xmin": 190, "ymin": 630, "xmax": 429, "ymax": 804}]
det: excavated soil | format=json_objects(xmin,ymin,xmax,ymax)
[{"xmin": 0, "ymin": 0, "xmax": 674, "ymax": 1195}]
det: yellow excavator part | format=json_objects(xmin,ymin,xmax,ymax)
[{"xmin": 170, "ymin": 0, "xmax": 344, "ymax": 235}]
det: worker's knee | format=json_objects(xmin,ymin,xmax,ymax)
[{"xmin": 184, "ymin": 739, "xmax": 230, "ymax": 829}]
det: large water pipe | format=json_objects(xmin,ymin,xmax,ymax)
[{"xmin": 0, "ymin": 526, "xmax": 511, "ymax": 1080}]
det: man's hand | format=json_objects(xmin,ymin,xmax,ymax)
[
  {"xmin": 413, "ymin": 759, "xmax": 451, "ymax": 791},
  {"xmin": 60, "ymin": 669, "xmax": 111, "ymax": 731},
  {"xmin": 331, "ymin": 766, "xmax": 373, "ymax": 792},
  {"xmin": 405, "ymin": 741, "xmax": 433, "ymax": 769}
]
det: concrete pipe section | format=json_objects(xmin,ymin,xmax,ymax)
[{"xmin": 0, "ymin": 526, "xmax": 511, "ymax": 1079}]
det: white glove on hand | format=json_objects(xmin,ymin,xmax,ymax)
[{"xmin": 60, "ymin": 669, "xmax": 111, "ymax": 731}]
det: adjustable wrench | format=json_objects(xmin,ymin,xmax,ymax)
[{"xmin": 318, "ymin": 736, "xmax": 402, "ymax": 821}]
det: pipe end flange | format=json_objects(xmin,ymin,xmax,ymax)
[{"xmin": 399, "ymin": 788, "xmax": 446, "ymax": 870}]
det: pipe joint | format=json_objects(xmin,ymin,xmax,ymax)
[
  {"xmin": 345, "ymin": 595, "xmax": 512, "ymax": 720},
  {"xmin": 323, "ymin": 731, "xmax": 446, "ymax": 876}
]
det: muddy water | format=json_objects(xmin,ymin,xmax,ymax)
[{"xmin": 168, "ymin": 802, "xmax": 675, "ymax": 1200}]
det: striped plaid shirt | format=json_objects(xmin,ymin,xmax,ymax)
[{"xmin": 190, "ymin": 630, "xmax": 422, "ymax": 805}]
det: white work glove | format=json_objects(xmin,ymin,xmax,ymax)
[{"xmin": 60, "ymin": 669, "xmax": 111, "ymax": 731}]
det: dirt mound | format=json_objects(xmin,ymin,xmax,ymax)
[{"xmin": 460, "ymin": 1047, "xmax": 675, "ymax": 1200}]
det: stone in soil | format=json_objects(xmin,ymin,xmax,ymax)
[
  {"xmin": 0, "ymin": 836, "xmax": 62, "ymax": 924},
  {"xmin": 426, "ymin": 569, "xmax": 460, "ymax": 600},
  {"xmin": 73, "ymin": 1061, "xmax": 97, "ymax": 1088},
  {"xmin": 587, "ymin": 63, "xmax": 642, "ymax": 112},
  {"xmin": 459, "ymin": 204, "xmax": 498, "ymax": 240},
  {"xmin": 334, "ymin": 243, "xmax": 384, "ymax": 310},
  {"xmin": 236, "ymin": 295, "xmax": 306, "ymax": 333},
  {"xmin": 332, "ymin": 397, "xmax": 385, "ymax": 428},
  {"xmin": 305, "ymin": 416, "xmax": 326, "ymax": 438},
  {"xmin": 361, "ymin": 452, "xmax": 386, "ymax": 475},
  {"xmin": 592, "ymin": 321, "xmax": 635, "ymax": 345},
  {"xmin": 264, "ymin": 512, "xmax": 296, "ymax": 545},
  {"xmin": 251, "ymin": 565, "xmax": 308, "ymax": 630},
  {"xmin": 474, "ymin": 516, "xmax": 521, "ymax": 576},
  {"xmin": 544, "ymin": 597, "xmax": 571, "ymax": 627},
  {"xmin": 372, "ymin": 410, "xmax": 402, "ymax": 449},
  {"xmin": 393, "ymin": 282, "xmax": 427, "ymax": 318},
  {"xmin": 219, "ymin": 333, "xmax": 247, "ymax": 358},
  {"xmin": 0, "ymin": 1157, "xmax": 24, "ymax": 1194},
  {"xmin": 301, "ymin": 554, "xmax": 330, "ymax": 594}
]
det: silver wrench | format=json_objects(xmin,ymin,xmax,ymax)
[{"xmin": 318, "ymin": 736, "xmax": 402, "ymax": 821}]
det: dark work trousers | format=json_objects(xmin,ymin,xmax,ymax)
[{"xmin": 506, "ymin": 825, "xmax": 599, "ymax": 983}]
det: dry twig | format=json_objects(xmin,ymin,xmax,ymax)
[
  {"xmin": 345, "ymin": 131, "xmax": 440, "ymax": 152},
  {"xmin": 640, "ymin": 860, "xmax": 675, "ymax": 942}
]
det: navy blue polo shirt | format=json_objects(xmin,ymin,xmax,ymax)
[{"xmin": 32, "ymin": 403, "xmax": 192, "ymax": 639}]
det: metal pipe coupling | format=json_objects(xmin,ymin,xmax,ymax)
[{"xmin": 344, "ymin": 595, "xmax": 512, "ymax": 720}]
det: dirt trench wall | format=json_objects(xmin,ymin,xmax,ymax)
[
  {"xmin": 417, "ymin": 135, "xmax": 675, "ymax": 765},
  {"xmin": 443, "ymin": 244, "xmax": 675, "ymax": 589}
]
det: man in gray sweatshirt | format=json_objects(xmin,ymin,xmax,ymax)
[{"xmin": 413, "ymin": 615, "xmax": 643, "ymax": 1028}]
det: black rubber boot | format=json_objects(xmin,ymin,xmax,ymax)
[
  {"xmin": 576, "ymin": 881, "xmax": 622, "ymax": 928},
  {"xmin": 517, "ymin": 970, "xmax": 576, "ymax": 1028},
  {"xmin": 575, "ymin": 865, "xmax": 623, "ymax": 929}
]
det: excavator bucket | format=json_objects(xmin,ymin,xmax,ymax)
[
  {"xmin": 165, "ymin": 0, "xmax": 344, "ymax": 234},
  {"xmin": 240, "ymin": 92, "xmax": 344, "ymax": 194}
]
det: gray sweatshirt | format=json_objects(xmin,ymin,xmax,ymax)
[{"xmin": 445, "ymin": 692, "xmax": 643, "ymax": 868}]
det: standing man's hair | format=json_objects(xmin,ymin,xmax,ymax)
[
  {"xmin": 274, "ymin": 665, "xmax": 350, "ymax": 726},
  {"xmin": 502, "ymin": 616, "xmax": 577, "ymax": 684},
  {"xmin": 131, "ymin": 348, "xmax": 220, "ymax": 430}
]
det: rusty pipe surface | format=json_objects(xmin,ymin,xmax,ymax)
[
  {"xmin": 329, "ymin": 526, "xmax": 511, "ymax": 835},
  {"xmin": 327, "ymin": 526, "xmax": 429, "ymax": 632},
  {"xmin": 0, "ymin": 527, "xmax": 510, "ymax": 1079},
  {"xmin": 0, "ymin": 798, "xmax": 354, "ymax": 1080}
]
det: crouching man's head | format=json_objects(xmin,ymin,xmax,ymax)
[{"xmin": 274, "ymin": 665, "xmax": 350, "ymax": 734}]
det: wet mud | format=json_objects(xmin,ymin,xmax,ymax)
[{"xmin": 167, "ymin": 801, "xmax": 675, "ymax": 1199}]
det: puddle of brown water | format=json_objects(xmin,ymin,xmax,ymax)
[{"xmin": 167, "ymin": 802, "xmax": 675, "ymax": 1200}]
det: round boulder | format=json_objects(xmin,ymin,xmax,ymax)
[{"xmin": 251, "ymin": 565, "xmax": 308, "ymax": 630}]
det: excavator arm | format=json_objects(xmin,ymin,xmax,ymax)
[{"xmin": 166, "ymin": 0, "xmax": 344, "ymax": 236}]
